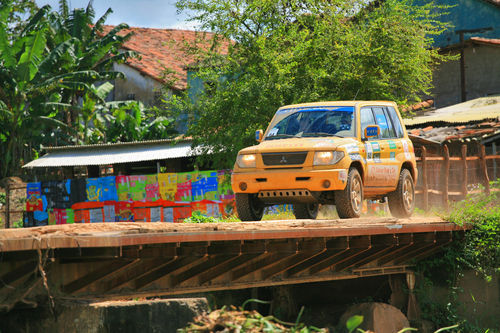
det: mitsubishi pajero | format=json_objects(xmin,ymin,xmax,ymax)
[{"xmin": 231, "ymin": 101, "xmax": 417, "ymax": 220}]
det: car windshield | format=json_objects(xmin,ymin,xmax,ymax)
[{"xmin": 265, "ymin": 106, "xmax": 355, "ymax": 140}]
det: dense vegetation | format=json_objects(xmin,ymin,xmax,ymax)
[
  {"xmin": 0, "ymin": 0, "xmax": 176, "ymax": 178},
  {"xmin": 416, "ymin": 182, "xmax": 500, "ymax": 332},
  {"xmin": 167, "ymin": 0, "xmax": 451, "ymax": 168}
]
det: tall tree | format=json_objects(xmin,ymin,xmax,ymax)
[
  {"xmin": 47, "ymin": 0, "xmax": 136, "ymax": 131},
  {"xmin": 0, "ymin": 1, "xmax": 136, "ymax": 177},
  {"xmin": 171, "ymin": 0, "xmax": 450, "ymax": 168}
]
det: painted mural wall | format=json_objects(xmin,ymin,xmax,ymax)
[{"xmin": 24, "ymin": 170, "xmax": 235, "ymax": 227}]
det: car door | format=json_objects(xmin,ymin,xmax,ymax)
[{"xmin": 361, "ymin": 106, "xmax": 399, "ymax": 188}]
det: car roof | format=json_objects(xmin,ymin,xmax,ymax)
[{"xmin": 278, "ymin": 101, "xmax": 397, "ymax": 110}]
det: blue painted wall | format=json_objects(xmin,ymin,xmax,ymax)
[{"xmin": 428, "ymin": 0, "xmax": 500, "ymax": 47}]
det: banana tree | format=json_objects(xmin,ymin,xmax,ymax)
[{"xmin": 46, "ymin": 0, "xmax": 136, "ymax": 128}]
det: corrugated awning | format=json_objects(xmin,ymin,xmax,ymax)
[
  {"xmin": 23, "ymin": 140, "xmax": 197, "ymax": 168},
  {"xmin": 404, "ymin": 96, "xmax": 500, "ymax": 126}
]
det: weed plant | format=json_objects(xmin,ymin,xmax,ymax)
[{"xmin": 415, "ymin": 180, "xmax": 500, "ymax": 332}]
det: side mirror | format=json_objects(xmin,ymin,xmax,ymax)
[
  {"xmin": 364, "ymin": 125, "xmax": 380, "ymax": 139},
  {"xmin": 255, "ymin": 129, "xmax": 263, "ymax": 142}
]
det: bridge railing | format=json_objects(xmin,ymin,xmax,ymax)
[{"xmin": 414, "ymin": 143, "xmax": 500, "ymax": 211}]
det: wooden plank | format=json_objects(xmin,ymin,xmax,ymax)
[
  {"xmin": 197, "ymin": 253, "xmax": 261, "ymax": 285},
  {"xmin": 170, "ymin": 255, "xmax": 235, "ymax": 287},
  {"xmin": 0, "ymin": 261, "xmax": 36, "ymax": 286},
  {"xmin": 5, "ymin": 183, "xmax": 10, "ymax": 229},
  {"xmin": 100, "ymin": 258, "xmax": 172, "ymax": 292},
  {"xmin": 421, "ymin": 146, "xmax": 429, "ymax": 211},
  {"xmin": 442, "ymin": 145, "xmax": 450, "ymax": 209},
  {"xmin": 428, "ymin": 189, "xmax": 442, "ymax": 195},
  {"xmin": 424, "ymin": 157, "xmax": 445, "ymax": 161},
  {"xmin": 485, "ymin": 154, "xmax": 500, "ymax": 160},
  {"xmin": 63, "ymin": 260, "xmax": 136, "ymax": 294},
  {"xmin": 461, "ymin": 145, "xmax": 468, "ymax": 197},
  {"xmin": 479, "ymin": 144, "xmax": 490, "ymax": 195},
  {"xmin": 134, "ymin": 256, "xmax": 204, "ymax": 290},
  {"xmin": 230, "ymin": 253, "xmax": 291, "ymax": 281}
]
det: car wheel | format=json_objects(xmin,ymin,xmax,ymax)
[
  {"xmin": 293, "ymin": 203, "xmax": 319, "ymax": 219},
  {"xmin": 235, "ymin": 193, "xmax": 264, "ymax": 221},
  {"xmin": 335, "ymin": 168, "xmax": 363, "ymax": 218},
  {"xmin": 388, "ymin": 168, "xmax": 415, "ymax": 218}
]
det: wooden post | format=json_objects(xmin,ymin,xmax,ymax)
[
  {"xmin": 5, "ymin": 182, "xmax": 10, "ymax": 229},
  {"xmin": 421, "ymin": 146, "xmax": 429, "ymax": 211},
  {"xmin": 493, "ymin": 142, "xmax": 497, "ymax": 180},
  {"xmin": 461, "ymin": 145, "xmax": 468, "ymax": 198},
  {"xmin": 442, "ymin": 145, "xmax": 450, "ymax": 209},
  {"xmin": 479, "ymin": 144, "xmax": 490, "ymax": 195}
]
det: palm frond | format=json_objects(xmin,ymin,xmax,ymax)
[
  {"xmin": 59, "ymin": 0, "xmax": 69, "ymax": 19},
  {"xmin": 21, "ymin": 5, "xmax": 51, "ymax": 37},
  {"xmin": 90, "ymin": 7, "xmax": 113, "ymax": 40}
]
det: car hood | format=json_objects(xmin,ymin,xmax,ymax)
[{"xmin": 238, "ymin": 137, "xmax": 359, "ymax": 154}]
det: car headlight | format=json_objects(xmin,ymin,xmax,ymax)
[
  {"xmin": 237, "ymin": 154, "xmax": 257, "ymax": 168},
  {"xmin": 313, "ymin": 151, "xmax": 344, "ymax": 166}
]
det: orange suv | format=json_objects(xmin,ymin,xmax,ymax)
[{"xmin": 231, "ymin": 101, "xmax": 417, "ymax": 220}]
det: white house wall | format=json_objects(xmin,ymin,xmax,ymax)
[{"xmin": 113, "ymin": 63, "xmax": 165, "ymax": 105}]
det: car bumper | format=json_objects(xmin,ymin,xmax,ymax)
[{"xmin": 231, "ymin": 168, "xmax": 348, "ymax": 193}]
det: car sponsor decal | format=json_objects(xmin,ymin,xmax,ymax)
[
  {"xmin": 371, "ymin": 142, "xmax": 381, "ymax": 152},
  {"xmin": 268, "ymin": 128, "xmax": 279, "ymax": 136},
  {"xmin": 388, "ymin": 140, "xmax": 397, "ymax": 149},
  {"xmin": 350, "ymin": 153, "xmax": 363, "ymax": 161},
  {"xmin": 345, "ymin": 143, "xmax": 359, "ymax": 154},
  {"xmin": 365, "ymin": 143, "xmax": 373, "ymax": 160},
  {"xmin": 373, "ymin": 153, "xmax": 381, "ymax": 163},
  {"xmin": 367, "ymin": 165, "xmax": 399, "ymax": 185},
  {"xmin": 402, "ymin": 139, "xmax": 411, "ymax": 160},
  {"xmin": 338, "ymin": 170, "xmax": 347, "ymax": 183},
  {"xmin": 390, "ymin": 152, "xmax": 396, "ymax": 161}
]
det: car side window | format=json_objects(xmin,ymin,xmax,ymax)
[
  {"xmin": 373, "ymin": 107, "xmax": 396, "ymax": 139},
  {"xmin": 360, "ymin": 107, "xmax": 375, "ymax": 140},
  {"xmin": 386, "ymin": 106, "xmax": 404, "ymax": 138}
]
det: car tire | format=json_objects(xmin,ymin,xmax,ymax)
[
  {"xmin": 388, "ymin": 168, "xmax": 415, "ymax": 218},
  {"xmin": 293, "ymin": 203, "xmax": 319, "ymax": 219},
  {"xmin": 235, "ymin": 193, "xmax": 264, "ymax": 221},
  {"xmin": 335, "ymin": 168, "xmax": 363, "ymax": 218}
]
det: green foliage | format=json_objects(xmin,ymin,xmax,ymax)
[
  {"xmin": 12, "ymin": 218, "xmax": 23, "ymax": 228},
  {"xmin": 346, "ymin": 315, "xmax": 363, "ymax": 333},
  {"xmin": 0, "ymin": 192, "xmax": 5, "ymax": 205},
  {"xmin": 169, "ymin": 0, "xmax": 452, "ymax": 169},
  {"xmin": 183, "ymin": 211, "xmax": 240, "ymax": 223},
  {"xmin": 0, "ymin": 0, "xmax": 137, "ymax": 177},
  {"xmin": 415, "ymin": 181, "xmax": 500, "ymax": 331},
  {"xmin": 448, "ymin": 181, "xmax": 500, "ymax": 281}
]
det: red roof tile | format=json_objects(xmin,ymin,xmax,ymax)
[
  {"xmin": 101, "ymin": 26, "xmax": 229, "ymax": 90},
  {"xmin": 470, "ymin": 36, "xmax": 500, "ymax": 46}
]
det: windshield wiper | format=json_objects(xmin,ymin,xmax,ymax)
[
  {"xmin": 302, "ymin": 132, "xmax": 343, "ymax": 138},
  {"xmin": 265, "ymin": 134, "xmax": 295, "ymax": 140}
]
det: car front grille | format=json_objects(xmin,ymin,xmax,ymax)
[{"xmin": 261, "ymin": 152, "xmax": 308, "ymax": 166}]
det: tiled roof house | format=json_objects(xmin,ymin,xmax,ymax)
[{"xmin": 101, "ymin": 26, "xmax": 228, "ymax": 106}]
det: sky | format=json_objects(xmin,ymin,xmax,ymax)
[{"xmin": 34, "ymin": 0, "xmax": 200, "ymax": 30}]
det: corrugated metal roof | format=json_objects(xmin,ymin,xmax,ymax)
[
  {"xmin": 23, "ymin": 141, "xmax": 197, "ymax": 168},
  {"xmin": 404, "ymin": 96, "xmax": 500, "ymax": 126}
]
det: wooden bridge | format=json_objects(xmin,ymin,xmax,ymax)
[{"xmin": 0, "ymin": 217, "xmax": 465, "ymax": 311}]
